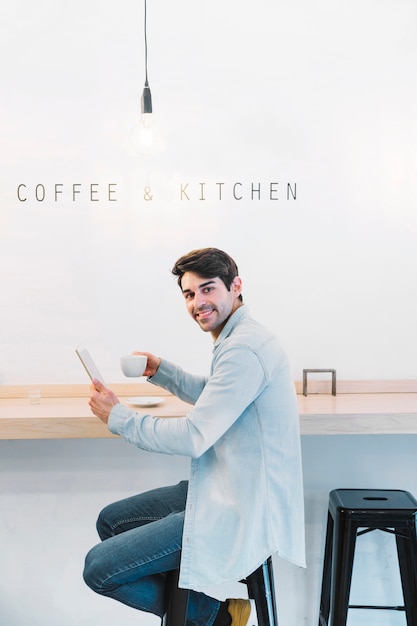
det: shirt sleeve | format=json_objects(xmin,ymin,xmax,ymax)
[
  {"xmin": 108, "ymin": 344, "xmax": 267, "ymax": 458},
  {"xmin": 149, "ymin": 359, "xmax": 208, "ymax": 405}
]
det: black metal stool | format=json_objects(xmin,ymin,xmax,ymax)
[
  {"xmin": 163, "ymin": 556, "xmax": 278, "ymax": 626},
  {"xmin": 318, "ymin": 488, "xmax": 417, "ymax": 626}
]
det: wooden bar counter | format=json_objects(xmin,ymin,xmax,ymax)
[{"xmin": 0, "ymin": 380, "xmax": 416, "ymax": 440}]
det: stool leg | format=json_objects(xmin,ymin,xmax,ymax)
[
  {"xmin": 329, "ymin": 517, "xmax": 357, "ymax": 626},
  {"xmin": 396, "ymin": 526, "xmax": 417, "ymax": 626},
  {"xmin": 318, "ymin": 512, "xmax": 333, "ymax": 626},
  {"xmin": 163, "ymin": 569, "xmax": 189, "ymax": 626},
  {"xmin": 245, "ymin": 557, "xmax": 278, "ymax": 626}
]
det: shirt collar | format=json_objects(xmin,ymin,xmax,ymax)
[{"xmin": 213, "ymin": 304, "xmax": 249, "ymax": 347}]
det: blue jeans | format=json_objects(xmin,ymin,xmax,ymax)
[{"xmin": 83, "ymin": 481, "xmax": 220, "ymax": 626}]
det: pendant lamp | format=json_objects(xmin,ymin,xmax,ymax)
[{"xmin": 130, "ymin": 0, "xmax": 165, "ymax": 155}]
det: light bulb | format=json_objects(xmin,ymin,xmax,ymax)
[
  {"xmin": 131, "ymin": 112, "xmax": 166, "ymax": 155},
  {"xmin": 130, "ymin": 83, "xmax": 166, "ymax": 155}
]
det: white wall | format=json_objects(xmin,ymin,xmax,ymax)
[
  {"xmin": 1, "ymin": 0, "xmax": 416, "ymax": 384},
  {"xmin": 1, "ymin": 0, "xmax": 417, "ymax": 624}
]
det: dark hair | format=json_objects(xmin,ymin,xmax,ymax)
[{"xmin": 172, "ymin": 248, "xmax": 243, "ymax": 301}]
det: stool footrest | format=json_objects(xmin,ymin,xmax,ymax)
[
  {"xmin": 165, "ymin": 557, "xmax": 278, "ymax": 626},
  {"xmin": 349, "ymin": 604, "xmax": 405, "ymax": 611}
]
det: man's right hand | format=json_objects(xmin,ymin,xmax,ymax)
[{"xmin": 132, "ymin": 351, "xmax": 161, "ymax": 377}]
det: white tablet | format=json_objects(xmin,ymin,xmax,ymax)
[{"xmin": 75, "ymin": 344, "xmax": 105, "ymax": 384}]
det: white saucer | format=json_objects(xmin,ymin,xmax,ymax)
[{"xmin": 126, "ymin": 397, "xmax": 165, "ymax": 407}]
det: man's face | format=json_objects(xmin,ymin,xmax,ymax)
[{"xmin": 180, "ymin": 271, "xmax": 243, "ymax": 339}]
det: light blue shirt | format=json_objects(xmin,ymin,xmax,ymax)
[{"xmin": 109, "ymin": 305, "xmax": 305, "ymax": 590}]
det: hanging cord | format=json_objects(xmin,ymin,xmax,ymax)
[
  {"xmin": 141, "ymin": 0, "xmax": 152, "ymax": 112},
  {"xmin": 144, "ymin": 0, "xmax": 149, "ymax": 86}
]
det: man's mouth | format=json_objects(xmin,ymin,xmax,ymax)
[{"xmin": 195, "ymin": 307, "xmax": 215, "ymax": 320}]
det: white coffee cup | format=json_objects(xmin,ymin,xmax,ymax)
[{"xmin": 120, "ymin": 354, "xmax": 147, "ymax": 377}]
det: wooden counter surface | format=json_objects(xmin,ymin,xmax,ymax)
[
  {"xmin": 0, "ymin": 383, "xmax": 186, "ymax": 440},
  {"xmin": 0, "ymin": 381, "xmax": 416, "ymax": 439},
  {"xmin": 297, "ymin": 392, "xmax": 417, "ymax": 435}
]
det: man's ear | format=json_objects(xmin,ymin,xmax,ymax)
[{"xmin": 231, "ymin": 276, "xmax": 242, "ymax": 297}]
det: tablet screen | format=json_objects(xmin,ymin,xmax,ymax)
[{"xmin": 75, "ymin": 345, "xmax": 105, "ymax": 384}]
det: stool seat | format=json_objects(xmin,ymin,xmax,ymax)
[
  {"xmin": 318, "ymin": 488, "xmax": 417, "ymax": 626},
  {"xmin": 163, "ymin": 556, "xmax": 278, "ymax": 626}
]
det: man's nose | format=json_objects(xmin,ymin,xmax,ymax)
[{"xmin": 194, "ymin": 292, "xmax": 207, "ymax": 308}]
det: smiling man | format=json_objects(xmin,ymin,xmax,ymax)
[{"xmin": 84, "ymin": 247, "xmax": 305, "ymax": 626}]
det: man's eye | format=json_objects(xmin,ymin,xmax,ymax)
[{"xmin": 184, "ymin": 293, "xmax": 194, "ymax": 300}]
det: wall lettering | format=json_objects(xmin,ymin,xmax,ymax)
[
  {"xmin": 17, "ymin": 183, "xmax": 118, "ymax": 202},
  {"xmin": 179, "ymin": 182, "xmax": 297, "ymax": 201}
]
